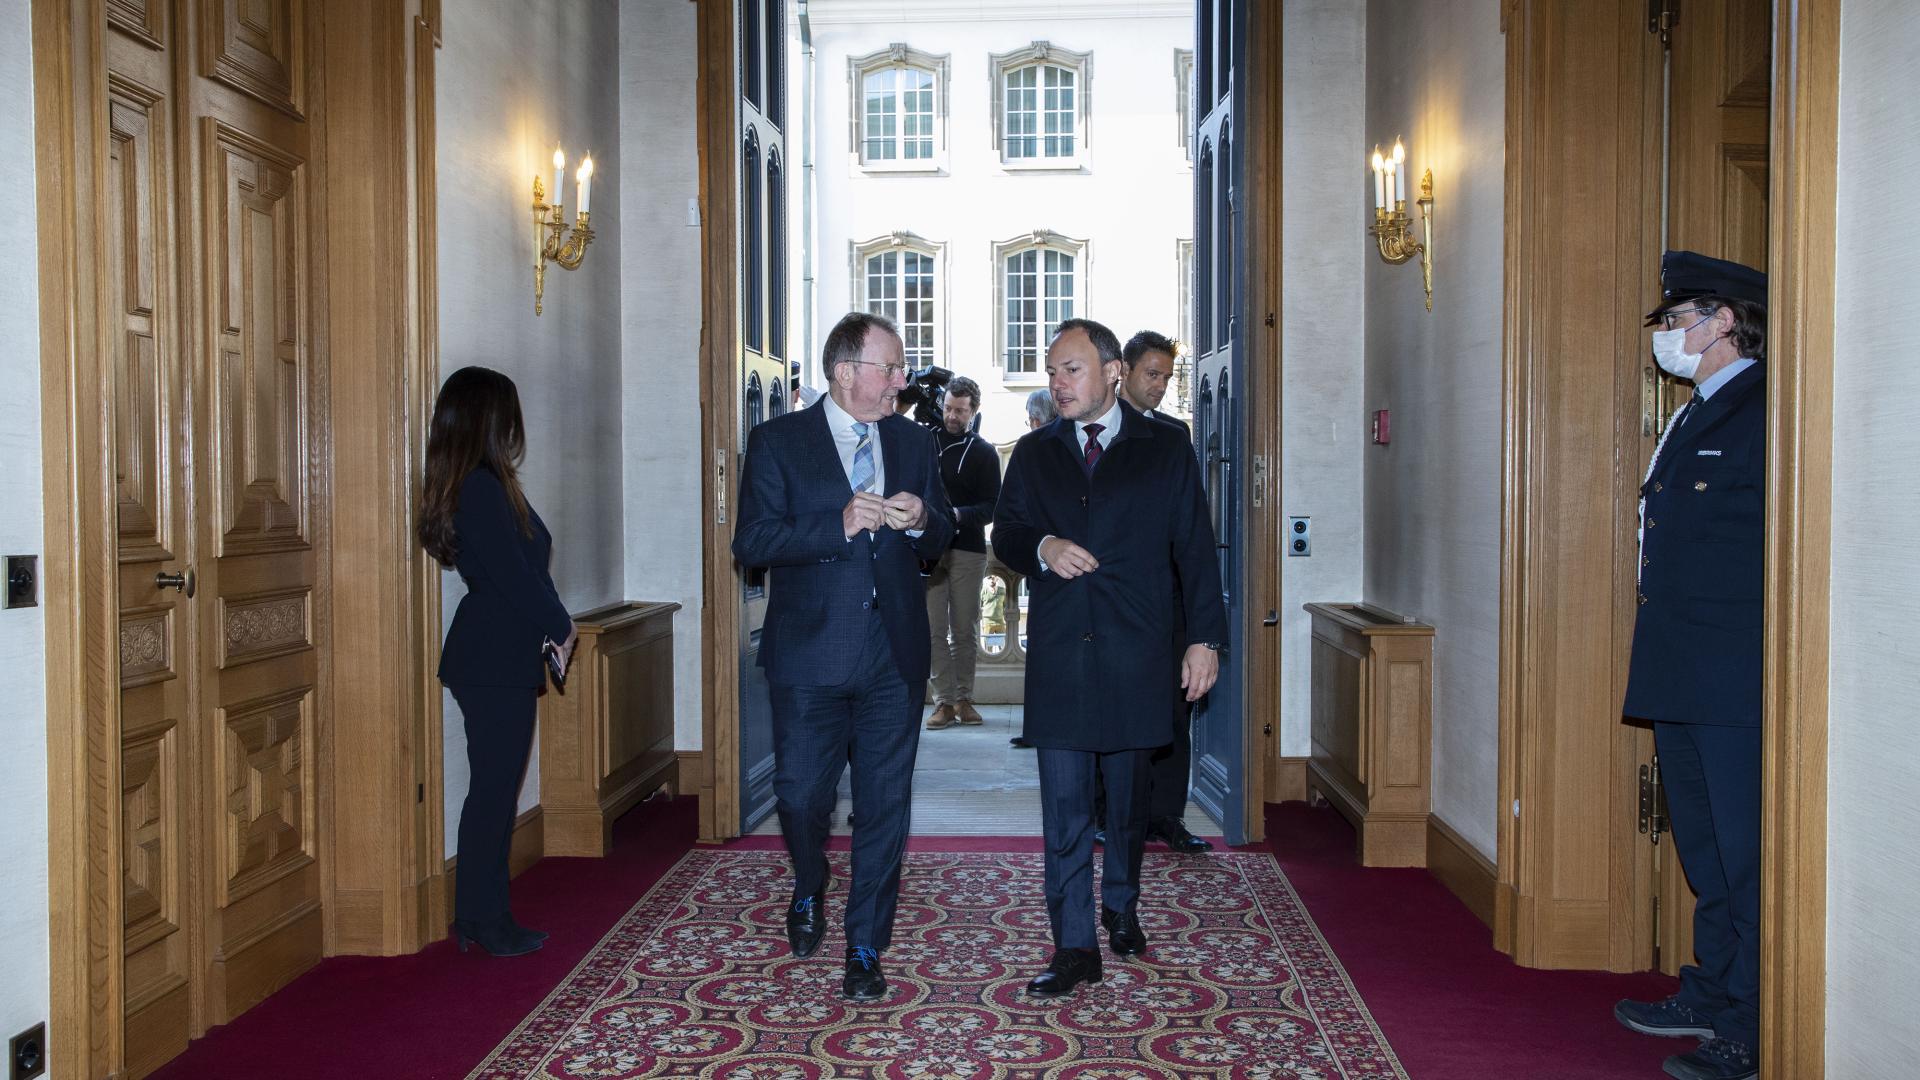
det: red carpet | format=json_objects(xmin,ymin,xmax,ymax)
[
  {"xmin": 1263, "ymin": 802, "xmax": 1680, "ymax": 1080},
  {"xmin": 150, "ymin": 796, "xmax": 1680, "ymax": 1079},
  {"xmin": 470, "ymin": 848, "xmax": 1404, "ymax": 1078}
]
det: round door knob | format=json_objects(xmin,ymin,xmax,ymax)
[{"xmin": 155, "ymin": 568, "xmax": 196, "ymax": 598}]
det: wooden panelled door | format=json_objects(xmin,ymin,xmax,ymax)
[
  {"xmin": 736, "ymin": 0, "xmax": 789, "ymax": 832},
  {"xmin": 107, "ymin": 1, "xmax": 326, "ymax": 1074},
  {"xmin": 1189, "ymin": 0, "xmax": 1250, "ymax": 846},
  {"xmin": 1638, "ymin": 0, "xmax": 1771, "ymax": 976}
]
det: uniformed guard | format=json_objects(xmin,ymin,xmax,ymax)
[{"xmin": 1612, "ymin": 250, "xmax": 1767, "ymax": 1080}]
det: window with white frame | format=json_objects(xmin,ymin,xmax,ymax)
[
  {"xmin": 848, "ymin": 45, "xmax": 950, "ymax": 171},
  {"xmin": 990, "ymin": 42, "xmax": 1092, "ymax": 167},
  {"xmin": 853, "ymin": 232, "xmax": 943, "ymax": 367},
  {"xmin": 993, "ymin": 231, "xmax": 1087, "ymax": 377}
]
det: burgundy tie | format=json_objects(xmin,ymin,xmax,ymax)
[{"xmin": 1081, "ymin": 423, "xmax": 1104, "ymax": 476}]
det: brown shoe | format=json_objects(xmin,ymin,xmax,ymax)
[
  {"xmin": 955, "ymin": 701, "xmax": 984, "ymax": 725},
  {"xmin": 925, "ymin": 703, "xmax": 956, "ymax": 729}
]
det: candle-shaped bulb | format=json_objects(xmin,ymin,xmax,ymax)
[
  {"xmin": 1371, "ymin": 149, "xmax": 1386, "ymax": 211},
  {"xmin": 1391, "ymin": 139, "xmax": 1405, "ymax": 165},
  {"xmin": 576, "ymin": 156, "xmax": 594, "ymax": 217},
  {"xmin": 550, "ymin": 146, "xmax": 566, "ymax": 209}
]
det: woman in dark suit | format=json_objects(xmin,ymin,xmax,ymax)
[{"xmin": 418, "ymin": 367, "xmax": 576, "ymax": 957}]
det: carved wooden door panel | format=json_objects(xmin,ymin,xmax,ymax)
[
  {"xmin": 107, "ymin": 7, "xmax": 196, "ymax": 1073},
  {"xmin": 107, "ymin": 2, "xmax": 325, "ymax": 1074},
  {"xmin": 185, "ymin": 0, "xmax": 325, "ymax": 1029},
  {"xmin": 1644, "ymin": 0, "xmax": 1770, "ymax": 978}
]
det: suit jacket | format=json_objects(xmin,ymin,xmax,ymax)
[
  {"xmin": 1623, "ymin": 363, "xmax": 1766, "ymax": 727},
  {"xmin": 993, "ymin": 400, "xmax": 1228, "ymax": 751},
  {"xmin": 1144, "ymin": 409, "xmax": 1192, "ymax": 445},
  {"xmin": 732, "ymin": 405, "xmax": 955, "ymax": 688},
  {"xmin": 438, "ymin": 468, "xmax": 573, "ymax": 688}
]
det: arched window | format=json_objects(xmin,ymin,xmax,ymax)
[
  {"xmin": 1196, "ymin": 140, "xmax": 1214, "ymax": 354},
  {"xmin": 742, "ymin": 130, "xmax": 763, "ymax": 352},
  {"xmin": 992, "ymin": 230, "xmax": 1087, "ymax": 379},
  {"xmin": 990, "ymin": 42, "xmax": 1092, "ymax": 167},
  {"xmin": 849, "ymin": 45, "xmax": 948, "ymax": 170},
  {"xmin": 854, "ymin": 232, "xmax": 942, "ymax": 368},
  {"xmin": 1217, "ymin": 121, "xmax": 1234, "ymax": 348},
  {"xmin": 745, "ymin": 371, "xmax": 765, "ymax": 432},
  {"xmin": 767, "ymin": 149, "xmax": 786, "ymax": 360},
  {"xmin": 769, "ymin": 376, "xmax": 786, "ymax": 418}
]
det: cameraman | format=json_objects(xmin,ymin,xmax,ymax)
[{"xmin": 924, "ymin": 376, "xmax": 1001, "ymax": 730}]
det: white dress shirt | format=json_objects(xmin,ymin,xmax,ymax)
[
  {"xmin": 821, "ymin": 392, "xmax": 885, "ymax": 494},
  {"xmin": 1038, "ymin": 397, "xmax": 1124, "ymax": 570}
]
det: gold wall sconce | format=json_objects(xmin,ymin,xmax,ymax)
[
  {"xmin": 533, "ymin": 145, "xmax": 595, "ymax": 315},
  {"xmin": 1369, "ymin": 139, "xmax": 1434, "ymax": 311}
]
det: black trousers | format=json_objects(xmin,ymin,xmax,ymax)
[
  {"xmin": 1037, "ymin": 746, "xmax": 1149, "ymax": 950},
  {"xmin": 768, "ymin": 611, "xmax": 922, "ymax": 951},
  {"xmin": 448, "ymin": 683, "xmax": 538, "ymax": 924},
  {"xmin": 1656, "ymin": 721, "xmax": 1761, "ymax": 1048}
]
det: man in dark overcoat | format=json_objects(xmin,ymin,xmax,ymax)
[
  {"xmin": 992, "ymin": 318, "xmax": 1227, "ymax": 997},
  {"xmin": 1611, "ymin": 251, "xmax": 1767, "ymax": 1080}
]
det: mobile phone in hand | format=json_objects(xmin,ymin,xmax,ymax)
[{"xmin": 542, "ymin": 638, "xmax": 568, "ymax": 690}]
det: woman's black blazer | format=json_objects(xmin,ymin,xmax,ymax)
[{"xmin": 437, "ymin": 468, "xmax": 572, "ymax": 688}]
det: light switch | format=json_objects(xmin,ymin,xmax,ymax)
[
  {"xmin": 4, "ymin": 555, "xmax": 35, "ymax": 609},
  {"xmin": 686, "ymin": 198, "xmax": 702, "ymax": 227}
]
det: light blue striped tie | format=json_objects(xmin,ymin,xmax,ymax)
[{"xmin": 850, "ymin": 422, "xmax": 876, "ymax": 493}]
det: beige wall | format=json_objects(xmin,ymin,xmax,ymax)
[
  {"xmin": 1827, "ymin": 0, "xmax": 1920, "ymax": 1070},
  {"xmin": 0, "ymin": 0, "xmax": 50, "ymax": 1039},
  {"xmin": 437, "ymin": 0, "xmax": 625, "ymax": 841},
  {"xmin": 1361, "ymin": 0, "xmax": 1505, "ymax": 859},
  {"xmin": 1278, "ymin": 0, "xmax": 1368, "ymax": 757},
  {"xmin": 619, "ymin": 0, "xmax": 706, "ymax": 752}
]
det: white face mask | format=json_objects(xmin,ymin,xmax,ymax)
[{"xmin": 1650, "ymin": 312, "xmax": 1712, "ymax": 380}]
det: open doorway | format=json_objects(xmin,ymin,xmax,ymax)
[{"xmin": 702, "ymin": 0, "xmax": 1282, "ymax": 845}]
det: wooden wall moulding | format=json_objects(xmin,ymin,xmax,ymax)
[
  {"xmin": 540, "ymin": 601, "xmax": 682, "ymax": 858},
  {"xmin": 1428, "ymin": 814, "xmax": 1498, "ymax": 931},
  {"xmin": 1304, "ymin": 603, "xmax": 1433, "ymax": 867}
]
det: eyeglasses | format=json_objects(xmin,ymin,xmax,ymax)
[
  {"xmin": 849, "ymin": 360, "xmax": 908, "ymax": 378},
  {"xmin": 1656, "ymin": 306, "xmax": 1710, "ymax": 331}
]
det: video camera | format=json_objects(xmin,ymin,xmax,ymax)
[{"xmin": 894, "ymin": 364, "xmax": 954, "ymax": 429}]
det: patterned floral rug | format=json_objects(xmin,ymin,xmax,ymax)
[{"xmin": 469, "ymin": 850, "xmax": 1407, "ymax": 1079}]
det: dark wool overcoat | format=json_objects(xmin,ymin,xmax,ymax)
[{"xmin": 993, "ymin": 400, "xmax": 1228, "ymax": 751}]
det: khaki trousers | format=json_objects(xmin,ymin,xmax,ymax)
[{"xmin": 925, "ymin": 548, "xmax": 988, "ymax": 705}]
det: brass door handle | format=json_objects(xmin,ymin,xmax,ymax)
[{"xmin": 155, "ymin": 568, "xmax": 196, "ymax": 598}]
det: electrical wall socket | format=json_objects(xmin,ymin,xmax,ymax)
[
  {"xmin": 10, "ymin": 1022, "xmax": 45, "ymax": 1080},
  {"xmin": 1287, "ymin": 516, "xmax": 1310, "ymax": 557}
]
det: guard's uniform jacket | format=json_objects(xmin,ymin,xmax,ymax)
[{"xmin": 1622, "ymin": 362, "xmax": 1766, "ymax": 727}]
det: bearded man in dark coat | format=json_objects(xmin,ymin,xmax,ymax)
[{"xmin": 991, "ymin": 318, "xmax": 1228, "ymax": 998}]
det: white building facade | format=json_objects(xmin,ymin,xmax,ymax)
[{"xmin": 797, "ymin": 0, "xmax": 1196, "ymax": 444}]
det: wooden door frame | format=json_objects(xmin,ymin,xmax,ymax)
[
  {"xmin": 693, "ymin": 0, "xmax": 1283, "ymax": 845},
  {"xmin": 1495, "ymin": 0, "xmax": 1836, "ymax": 1074},
  {"xmin": 32, "ymin": 0, "xmax": 445, "ymax": 1072},
  {"xmin": 695, "ymin": 0, "xmax": 742, "ymax": 844},
  {"xmin": 1241, "ymin": 0, "xmax": 1282, "ymax": 843}
]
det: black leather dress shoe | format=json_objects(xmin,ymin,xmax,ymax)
[
  {"xmin": 1025, "ymin": 947, "xmax": 1103, "ymax": 998},
  {"xmin": 842, "ymin": 946, "xmax": 887, "ymax": 1001},
  {"xmin": 786, "ymin": 889, "xmax": 826, "ymax": 958},
  {"xmin": 1150, "ymin": 817, "xmax": 1215, "ymax": 852},
  {"xmin": 1100, "ymin": 906, "xmax": 1147, "ymax": 956}
]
